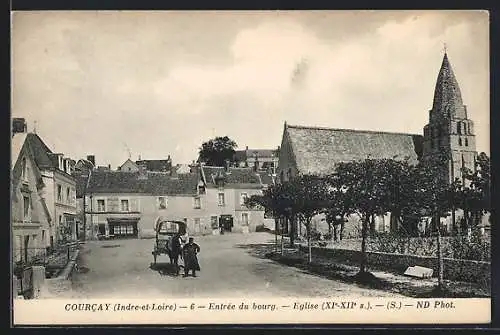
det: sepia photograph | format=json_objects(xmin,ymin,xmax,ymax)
[{"xmin": 11, "ymin": 10, "xmax": 490, "ymax": 325}]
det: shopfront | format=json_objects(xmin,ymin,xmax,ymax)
[{"xmin": 107, "ymin": 217, "xmax": 139, "ymax": 239}]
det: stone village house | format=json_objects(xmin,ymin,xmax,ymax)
[
  {"xmin": 233, "ymin": 146, "xmax": 280, "ymax": 174},
  {"xmin": 276, "ymin": 52, "xmax": 479, "ymax": 238},
  {"xmin": 22, "ymin": 132, "xmax": 78, "ymax": 246},
  {"xmin": 11, "ymin": 132, "xmax": 51, "ymax": 265},
  {"xmin": 11, "ymin": 119, "xmax": 78, "ymax": 265},
  {"xmin": 77, "ymin": 162, "xmax": 271, "ymax": 239}
]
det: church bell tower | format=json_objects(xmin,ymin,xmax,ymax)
[{"xmin": 422, "ymin": 51, "xmax": 477, "ymax": 184}]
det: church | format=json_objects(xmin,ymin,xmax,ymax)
[{"xmin": 277, "ymin": 52, "xmax": 479, "ymax": 236}]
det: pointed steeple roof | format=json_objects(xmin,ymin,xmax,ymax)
[{"xmin": 431, "ymin": 52, "xmax": 465, "ymax": 117}]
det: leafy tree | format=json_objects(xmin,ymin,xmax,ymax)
[
  {"xmin": 323, "ymin": 174, "xmax": 354, "ymax": 241},
  {"xmin": 414, "ymin": 153, "xmax": 454, "ymax": 292},
  {"xmin": 290, "ymin": 175, "xmax": 329, "ymax": 263},
  {"xmin": 245, "ymin": 181, "xmax": 299, "ymax": 248},
  {"xmin": 333, "ymin": 158, "xmax": 393, "ymax": 274},
  {"xmin": 198, "ymin": 136, "xmax": 238, "ymax": 167},
  {"xmin": 460, "ymin": 152, "xmax": 491, "ymax": 231}
]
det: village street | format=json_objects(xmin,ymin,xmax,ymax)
[{"xmin": 68, "ymin": 232, "xmax": 404, "ymax": 299}]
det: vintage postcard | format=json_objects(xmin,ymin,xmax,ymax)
[{"xmin": 11, "ymin": 10, "xmax": 490, "ymax": 326}]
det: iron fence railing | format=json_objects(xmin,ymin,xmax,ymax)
[{"xmin": 13, "ymin": 241, "xmax": 80, "ymax": 271}]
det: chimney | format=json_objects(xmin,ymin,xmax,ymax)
[
  {"xmin": 108, "ymin": 164, "xmax": 111, "ymax": 170},
  {"xmin": 12, "ymin": 118, "xmax": 27, "ymax": 135},
  {"xmin": 245, "ymin": 146, "xmax": 248, "ymax": 151},
  {"xmin": 86, "ymin": 155, "xmax": 95, "ymax": 167}
]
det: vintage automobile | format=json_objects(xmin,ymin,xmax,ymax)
[{"xmin": 152, "ymin": 217, "xmax": 188, "ymax": 265}]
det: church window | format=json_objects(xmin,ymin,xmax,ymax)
[
  {"xmin": 465, "ymin": 138, "xmax": 469, "ymax": 146},
  {"xmin": 463, "ymin": 123, "xmax": 467, "ymax": 134},
  {"xmin": 458, "ymin": 138, "xmax": 462, "ymax": 146}
]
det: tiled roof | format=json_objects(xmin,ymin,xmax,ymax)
[
  {"xmin": 285, "ymin": 124, "xmax": 423, "ymax": 176},
  {"xmin": 11, "ymin": 132, "xmax": 45, "ymax": 190},
  {"xmin": 201, "ymin": 166, "xmax": 262, "ymax": 187},
  {"xmin": 25, "ymin": 133, "xmax": 56, "ymax": 169},
  {"xmin": 87, "ymin": 171, "xmax": 199, "ymax": 196},
  {"xmin": 75, "ymin": 174, "xmax": 89, "ymax": 198},
  {"xmin": 11, "ymin": 133, "xmax": 27, "ymax": 171},
  {"xmin": 234, "ymin": 149, "xmax": 278, "ymax": 161},
  {"xmin": 136, "ymin": 159, "xmax": 172, "ymax": 172}
]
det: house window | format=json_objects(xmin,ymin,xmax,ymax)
[
  {"xmin": 121, "ymin": 199, "xmax": 129, "ymax": 212},
  {"xmin": 21, "ymin": 157, "xmax": 27, "ymax": 181},
  {"xmin": 193, "ymin": 197, "xmax": 201, "ymax": 209},
  {"xmin": 240, "ymin": 192, "xmax": 248, "ymax": 206},
  {"xmin": 158, "ymin": 197, "xmax": 167, "ymax": 209},
  {"xmin": 194, "ymin": 218, "xmax": 201, "ymax": 233},
  {"xmin": 458, "ymin": 138, "xmax": 462, "ymax": 146},
  {"xmin": 57, "ymin": 185, "xmax": 62, "ymax": 202},
  {"xmin": 97, "ymin": 199, "xmax": 106, "ymax": 212},
  {"xmin": 59, "ymin": 215, "xmax": 63, "ymax": 226},
  {"xmin": 210, "ymin": 216, "xmax": 218, "ymax": 229},
  {"xmin": 218, "ymin": 192, "xmax": 225, "ymax": 207},
  {"xmin": 241, "ymin": 213, "xmax": 249, "ymax": 226},
  {"xmin": 66, "ymin": 188, "xmax": 70, "ymax": 203},
  {"xmin": 23, "ymin": 196, "xmax": 30, "ymax": 219},
  {"xmin": 465, "ymin": 138, "xmax": 469, "ymax": 146}
]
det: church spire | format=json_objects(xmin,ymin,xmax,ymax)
[{"xmin": 431, "ymin": 51, "xmax": 466, "ymax": 119}]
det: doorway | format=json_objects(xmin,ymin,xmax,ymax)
[{"xmin": 219, "ymin": 215, "xmax": 234, "ymax": 233}]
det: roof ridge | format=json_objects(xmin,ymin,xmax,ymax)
[{"xmin": 286, "ymin": 124, "xmax": 422, "ymax": 137}]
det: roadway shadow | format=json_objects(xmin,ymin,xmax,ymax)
[
  {"xmin": 234, "ymin": 243, "xmax": 277, "ymax": 259},
  {"xmin": 149, "ymin": 262, "xmax": 184, "ymax": 277}
]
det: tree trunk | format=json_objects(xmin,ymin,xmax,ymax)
[
  {"xmin": 436, "ymin": 214, "xmax": 444, "ymax": 292},
  {"xmin": 280, "ymin": 228, "xmax": 284, "ymax": 255},
  {"xmin": 451, "ymin": 208, "xmax": 456, "ymax": 235},
  {"xmin": 307, "ymin": 220, "xmax": 312, "ymax": 264},
  {"xmin": 340, "ymin": 221, "xmax": 345, "ymax": 240},
  {"xmin": 274, "ymin": 218, "xmax": 278, "ymax": 252},
  {"xmin": 369, "ymin": 214, "xmax": 376, "ymax": 236},
  {"xmin": 360, "ymin": 214, "xmax": 369, "ymax": 273},
  {"xmin": 289, "ymin": 215, "xmax": 295, "ymax": 247},
  {"xmin": 333, "ymin": 225, "xmax": 338, "ymax": 242},
  {"xmin": 328, "ymin": 223, "xmax": 333, "ymax": 240}
]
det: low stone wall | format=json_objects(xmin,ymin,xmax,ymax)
[
  {"xmin": 43, "ymin": 249, "xmax": 79, "ymax": 297},
  {"xmin": 300, "ymin": 246, "xmax": 491, "ymax": 287}
]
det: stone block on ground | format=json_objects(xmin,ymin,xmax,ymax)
[{"xmin": 404, "ymin": 266, "xmax": 433, "ymax": 279}]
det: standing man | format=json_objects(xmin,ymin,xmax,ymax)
[
  {"xmin": 170, "ymin": 233, "xmax": 183, "ymax": 276},
  {"xmin": 182, "ymin": 237, "xmax": 201, "ymax": 277}
]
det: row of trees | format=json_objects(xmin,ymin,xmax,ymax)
[{"xmin": 245, "ymin": 152, "xmax": 490, "ymax": 283}]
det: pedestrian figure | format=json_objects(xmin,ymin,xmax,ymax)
[
  {"xmin": 169, "ymin": 233, "xmax": 183, "ymax": 276},
  {"xmin": 182, "ymin": 237, "xmax": 201, "ymax": 277}
]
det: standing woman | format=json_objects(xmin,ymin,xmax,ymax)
[{"xmin": 182, "ymin": 237, "xmax": 201, "ymax": 277}]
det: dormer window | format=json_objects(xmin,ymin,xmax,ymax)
[{"xmin": 21, "ymin": 157, "xmax": 27, "ymax": 182}]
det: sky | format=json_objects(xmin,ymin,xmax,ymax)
[{"xmin": 11, "ymin": 10, "xmax": 489, "ymax": 169}]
